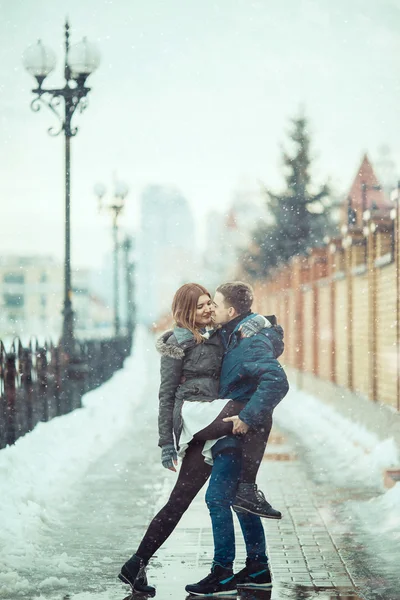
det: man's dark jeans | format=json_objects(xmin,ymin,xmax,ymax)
[{"xmin": 205, "ymin": 449, "xmax": 268, "ymax": 568}]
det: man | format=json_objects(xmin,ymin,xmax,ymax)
[
  {"xmin": 185, "ymin": 281, "xmax": 289, "ymax": 596},
  {"xmin": 215, "ymin": 282, "xmax": 288, "ymax": 514}
]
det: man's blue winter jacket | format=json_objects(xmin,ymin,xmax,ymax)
[{"xmin": 218, "ymin": 313, "xmax": 289, "ymax": 428}]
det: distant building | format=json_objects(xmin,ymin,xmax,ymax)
[
  {"xmin": 343, "ymin": 154, "xmax": 392, "ymax": 229},
  {"xmin": 0, "ymin": 256, "xmax": 112, "ymax": 341},
  {"xmin": 202, "ymin": 186, "xmax": 269, "ymax": 288},
  {"xmin": 202, "ymin": 211, "xmax": 231, "ymax": 290},
  {"xmin": 0, "ymin": 256, "xmax": 62, "ymax": 339},
  {"xmin": 136, "ymin": 185, "xmax": 197, "ymax": 325},
  {"xmin": 73, "ymin": 267, "xmax": 114, "ymax": 338}
]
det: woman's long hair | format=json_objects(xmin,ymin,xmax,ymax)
[{"xmin": 172, "ymin": 283, "xmax": 211, "ymax": 344}]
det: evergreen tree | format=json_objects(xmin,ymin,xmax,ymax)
[{"xmin": 241, "ymin": 115, "xmax": 332, "ymax": 278}]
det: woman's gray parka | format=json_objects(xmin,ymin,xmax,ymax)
[{"xmin": 157, "ymin": 327, "xmax": 223, "ymax": 449}]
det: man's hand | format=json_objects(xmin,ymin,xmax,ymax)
[
  {"xmin": 222, "ymin": 415, "xmax": 249, "ymax": 435},
  {"xmin": 161, "ymin": 444, "xmax": 178, "ymax": 471}
]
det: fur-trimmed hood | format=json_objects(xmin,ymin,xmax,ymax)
[
  {"xmin": 156, "ymin": 326, "xmax": 216, "ymax": 360},
  {"xmin": 156, "ymin": 330, "xmax": 185, "ymax": 359}
]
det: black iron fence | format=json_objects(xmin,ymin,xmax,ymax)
[{"xmin": 0, "ymin": 334, "xmax": 132, "ymax": 449}]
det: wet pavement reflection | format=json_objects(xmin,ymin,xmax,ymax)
[
  {"xmin": 269, "ymin": 584, "xmax": 364, "ymax": 599},
  {"xmin": 117, "ymin": 585, "xmax": 364, "ymax": 600}
]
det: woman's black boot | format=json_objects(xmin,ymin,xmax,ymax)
[{"xmin": 118, "ymin": 554, "xmax": 156, "ymax": 595}]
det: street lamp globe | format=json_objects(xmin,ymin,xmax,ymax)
[
  {"xmin": 115, "ymin": 181, "xmax": 129, "ymax": 201},
  {"xmin": 22, "ymin": 40, "xmax": 57, "ymax": 87},
  {"xmin": 94, "ymin": 182, "xmax": 106, "ymax": 199},
  {"xmin": 69, "ymin": 37, "xmax": 100, "ymax": 84}
]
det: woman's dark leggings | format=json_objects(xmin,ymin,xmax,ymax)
[
  {"xmin": 136, "ymin": 441, "xmax": 211, "ymax": 563},
  {"xmin": 135, "ymin": 401, "xmax": 272, "ymax": 563}
]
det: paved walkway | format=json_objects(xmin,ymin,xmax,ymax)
[
  {"xmin": 150, "ymin": 428, "xmax": 374, "ymax": 600},
  {"xmin": 9, "ymin": 338, "xmax": 399, "ymax": 600}
]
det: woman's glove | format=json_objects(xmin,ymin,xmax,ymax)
[
  {"xmin": 161, "ymin": 444, "xmax": 178, "ymax": 471},
  {"xmin": 240, "ymin": 315, "xmax": 271, "ymax": 338}
]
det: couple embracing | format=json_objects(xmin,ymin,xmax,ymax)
[{"xmin": 119, "ymin": 281, "xmax": 289, "ymax": 596}]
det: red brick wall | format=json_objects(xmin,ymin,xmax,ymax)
[{"xmin": 251, "ymin": 222, "xmax": 399, "ymax": 411}]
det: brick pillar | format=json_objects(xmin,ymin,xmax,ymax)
[
  {"xmin": 309, "ymin": 248, "xmax": 328, "ymax": 377},
  {"xmin": 270, "ymin": 272, "xmax": 278, "ymax": 316},
  {"xmin": 252, "ymin": 281, "xmax": 263, "ymax": 314},
  {"xmin": 291, "ymin": 256, "xmax": 310, "ymax": 374},
  {"xmin": 328, "ymin": 243, "xmax": 337, "ymax": 383},
  {"xmin": 396, "ymin": 208, "xmax": 400, "ymax": 412},
  {"xmin": 282, "ymin": 266, "xmax": 291, "ymax": 362},
  {"xmin": 365, "ymin": 222, "xmax": 378, "ymax": 401},
  {"xmin": 375, "ymin": 223, "xmax": 394, "ymax": 258},
  {"xmin": 291, "ymin": 258, "xmax": 302, "ymax": 373},
  {"xmin": 343, "ymin": 235, "xmax": 354, "ymax": 391},
  {"xmin": 345, "ymin": 230, "xmax": 367, "ymax": 392},
  {"xmin": 310, "ymin": 252, "xmax": 318, "ymax": 377},
  {"xmin": 389, "ymin": 204, "xmax": 400, "ymax": 411},
  {"xmin": 398, "ymin": 214, "xmax": 400, "ymax": 412}
]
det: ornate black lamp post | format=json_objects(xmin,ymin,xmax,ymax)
[
  {"xmin": 121, "ymin": 235, "xmax": 135, "ymax": 337},
  {"xmin": 23, "ymin": 21, "xmax": 100, "ymax": 354},
  {"xmin": 94, "ymin": 181, "xmax": 129, "ymax": 336}
]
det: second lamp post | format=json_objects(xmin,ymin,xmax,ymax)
[{"xmin": 94, "ymin": 181, "xmax": 129, "ymax": 336}]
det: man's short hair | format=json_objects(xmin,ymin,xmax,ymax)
[{"xmin": 216, "ymin": 281, "xmax": 254, "ymax": 315}]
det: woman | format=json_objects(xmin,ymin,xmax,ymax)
[{"xmin": 118, "ymin": 283, "xmax": 283, "ymax": 594}]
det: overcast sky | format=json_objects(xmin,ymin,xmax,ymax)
[{"xmin": 0, "ymin": 0, "xmax": 399, "ymax": 268}]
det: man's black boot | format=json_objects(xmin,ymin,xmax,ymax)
[
  {"xmin": 118, "ymin": 554, "xmax": 156, "ymax": 595},
  {"xmin": 232, "ymin": 483, "xmax": 282, "ymax": 519},
  {"xmin": 185, "ymin": 563, "xmax": 236, "ymax": 596},
  {"xmin": 236, "ymin": 558, "xmax": 272, "ymax": 589}
]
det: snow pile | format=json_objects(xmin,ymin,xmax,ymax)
[
  {"xmin": 274, "ymin": 384, "xmax": 399, "ymax": 489},
  {"xmin": 380, "ymin": 480, "xmax": 400, "ymax": 510},
  {"xmin": 274, "ymin": 384, "xmax": 400, "ymax": 552},
  {"xmin": 361, "ymin": 482, "xmax": 400, "ymax": 536},
  {"xmin": 349, "ymin": 480, "xmax": 400, "ymax": 572},
  {"xmin": 0, "ymin": 326, "xmax": 151, "ymax": 595}
]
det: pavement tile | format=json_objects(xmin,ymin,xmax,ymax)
[{"xmin": 248, "ymin": 433, "xmax": 361, "ymax": 597}]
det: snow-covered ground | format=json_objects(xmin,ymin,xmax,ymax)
[
  {"xmin": 0, "ymin": 327, "xmax": 153, "ymax": 597},
  {"xmin": 0, "ymin": 326, "xmax": 399, "ymax": 598},
  {"xmin": 274, "ymin": 385, "xmax": 400, "ymax": 491},
  {"xmin": 274, "ymin": 384, "xmax": 400, "ymax": 580}
]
